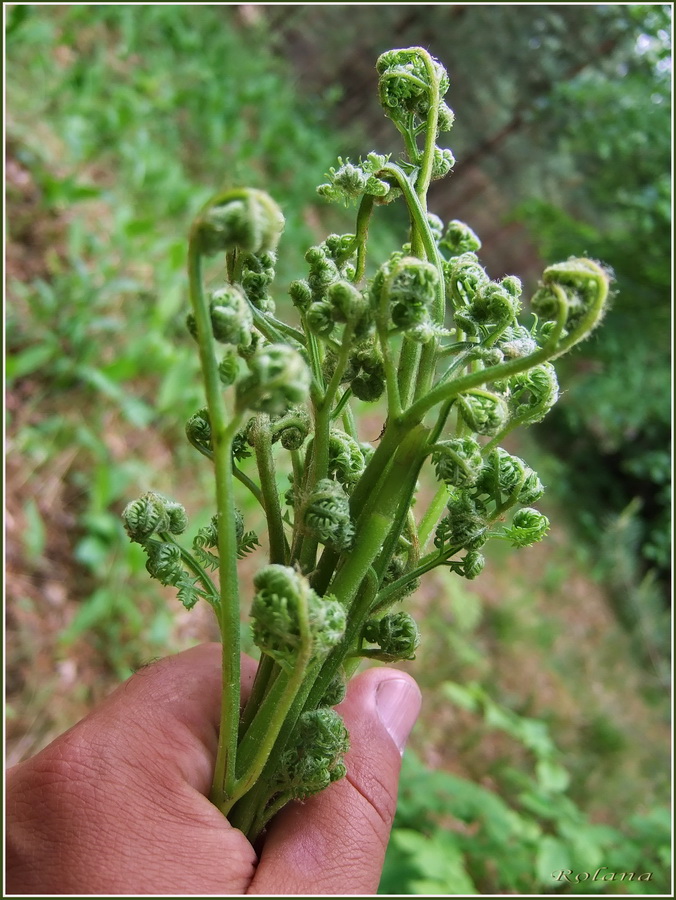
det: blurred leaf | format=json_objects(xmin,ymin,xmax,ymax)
[
  {"xmin": 536, "ymin": 758, "xmax": 570, "ymax": 794},
  {"xmin": 41, "ymin": 174, "xmax": 102, "ymax": 207},
  {"xmin": 74, "ymin": 535, "xmax": 111, "ymax": 571},
  {"xmin": 23, "ymin": 499, "xmax": 47, "ymax": 563},
  {"xmin": 536, "ymin": 835, "xmax": 572, "ymax": 886},
  {"xmin": 6, "ymin": 4, "xmax": 31, "ymax": 39},
  {"xmin": 76, "ymin": 366, "xmax": 154, "ymax": 427},
  {"xmin": 6, "ymin": 344, "xmax": 56, "ymax": 383},
  {"xmin": 59, "ymin": 587, "xmax": 116, "ymax": 642},
  {"xmin": 442, "ymin": 679, "xmax": 483, "ymax": 712},
  {"xmin": 386, "ymin": 828, "xmax": 478, "ymax": 895}
]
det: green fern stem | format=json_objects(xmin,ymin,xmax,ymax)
[
  {"xmin": 187, "ymin": 236, "xmax": 243, "ymax": 811},
  {"xmin": 250, "ymin": 416, "xmax": 288, "ymax": 566}
]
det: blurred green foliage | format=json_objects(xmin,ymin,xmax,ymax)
[
  {"xmin": 382, "ymin": 734, "xmax": 671, "ymax": 894},
  {"xmin": 6, "ymin": 4, "xmax": 351, "ymax": 673},
  {"xmin": 513, "ymin": 6, "xmax": 671, "ymax": 600}
]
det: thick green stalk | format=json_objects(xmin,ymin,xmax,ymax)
[
  {"xmin": 250, "ymin": 416, "xmax": 288, "ymax": 566},
  {"xmin": 417, "ymin": 483, "xmax": 450, "ymax": 549},
  {"xmin": 187, "ymin": 237, "xmax": 242, "ymax": 810},
  {"xmin": 347, "ymin": 419, "xmax": 406, "ymax": 522},
  {"xmin": 226, "ymin": 656, "xmax": 324, "ymax": 836},
  {"xmin": 303, "ymin": 435, "xmax": 429, "ymax": 714},
  {"xmin": 226, "ymin": 407, "xmax": 409, "ymax": 829},
  {"xmin": 414, "ymin": 49, "xmax": 441, "ymax": 203},
  {"xmin": 372, "ymin": 467, "xmax": 424, "ymax": 584},
  {"xmin": 332, "ymin": 425, "xmax": 429, "ymax": 608},
  {"xmin": 226, "ymin": 644, "xmax": 311, "ymax": 814},
  {"xmin": 338, "ymin": 193, "xmax": 375, "ymax": 283},
  {"xmin": 239, "ymin": 654, "xmax": 276, "ymax": 736},
  {"xmin": 381, "ymin": 163, "xmax": 445, "ymax": 407},
  {"xmin": 397, "ymin": 338, "xmax": 423, "ymax": 410}
]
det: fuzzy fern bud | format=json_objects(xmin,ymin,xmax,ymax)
[
  {"xmin": 427, "ymin": 212, "xmax": 444, "ymax": 243},
  {"xmin": 439, "ymin": 220, "xmax": 481, "ymax": 257},
  {"xmin": 431, "ymin": 146, "xmax": 455, "ymax": 180},
  {"xmin": 431, "ymin": 437, "xmax": 483, "ymax": 488},
  {"xmin": 327, "ymin": 279, "xmax": 369, "ymax": 326},
  {"xmin": 518, "ymin": 469, "xmax": 545, "ymax": 505},
  {"xmin": 531, "ymin": 257, "xmax": 610, "ymax": 354},
  {"xmin": 185, "ymin": 407, "xmax": 212, "ymax": 456},
  {"xmin": 218, "ymin": 350, "xmax": 240, "ymax": 386},
  {"xmin": 240, "ymin": 250, "xmax": 276, "ymax": 313},
  {"xmin": 462, "ymin": 550, "xmax": 485, "ymax": 580},
  {"xmin": 445, "ymin": 252, "xmax": 490, "ymax": 308},
  {"xmin": 502, "ymin": 508, "xmax": 550, "ymax": 547},
  {"xmin": 306, "ymin": 301, "xmax": 336, "ymax": 338},
  {"xmin": 469, "ymin": 280, "xmax": 521, "ymax": 327},
  {"xmin": 323, "ymin": 232, "xmax": 357, "ymax": 262},
  {"xmin": 207, "ymin": 285, "xmax": 253, "ymax": 346},
  {"xmin": 305, "ymin": 245, "xmax": 341, "ymax": 302},
  {"xmin": 251, "ymin": 565, "xmax": 346, "ymax": 672},
  {"xmin": 499, "ymin": 325, "xmax": 539, "ymax": 359},
  {"xmin": 144, "ymin": 541, "xmax": 183, "ymax": 586},
  {"xmin": 476, "ymin": 448, "xmax": 526, "ymax": 501},
  {"xmin": 319, "ymin": 670, "xmax": 347, "ymax": 708},
  {"xmin": 363, "ymin": 611, "xmax": 421, "ymax": 661},
  {"xmin": 376, "ymin": 48, "xmax": 449, "ymax": 126},
  {"xmin": 387, "ymin": 257, "xmax": 439, "ymax": 332},
  {"xmin": 236, "ymin": 344, "xmax": 311, "ymax": 415},
  {"xmin": 436, "ymin": 491, "xmax": 488, "ymax": 551},
  {"xmin": 192, "ymin": 188, "xmax": 284, "ymax": 257},
  {"xmin": 349, "ymin": 343, "xmax": 386, "ymax": 401},
  {"xmin": 500, "ymin": 275, "xmax": 522, "ymax": 299},
  {"xmin": 352, "ymin": 370, "xmax": 386, "ymax": 401},
  {"xmin": 327, "ymin": 430, "xmax": 366, "ymax": 486},
  {"xmin": 317, "ymin": 155, "xmax": 392, "ymax": 206},
  {"xmin": 457, "ymin": 391, "xmax": 509, "ymax": 436},
  {"xmin": 437, "ymin": 101, "xmax": 455, "ymax": 132},
  {"xmin": 289, "ymin": 279, "xmax": 313, "ymax": 312},
  {"xmin": 164, "ymin": 500, "xmax": 188, "ymax": 535},
  {"xmin": 304, "ymin": 479, "xmax": 354, "ymax": 550},
  {"xmin": 273, "ymin": 410, "xmax": 312, "ymax": 451},
  {"xmin": 506, "ymin": 362, "xmax": 559, "ymax": 425},
  {"xmin": 274, "ymin": 708, "xmax": 350, "ymax": 800},
  {"xmin": 122, "ymin": 492, "xmax": 177, "ymax": 543}
]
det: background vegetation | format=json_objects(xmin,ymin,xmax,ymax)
[{"xmin": 6, "ymin": 4, "xmax": 671, "ymax": 894}]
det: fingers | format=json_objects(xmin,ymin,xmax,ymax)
[
  {"xmin": 6, "ymin": 645, "xmax": 260, "ymax": 894},
  {"xmin": 248, "ymin": 667, "xmax": 422, "ymax": 896},
  {"xmin": 56, "ymin": 643, "xmax": 258, "ymax": 794}
]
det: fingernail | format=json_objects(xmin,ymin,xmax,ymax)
[{"xmin": 376, "ymin": 678, "xmax": 422, "ymax": 755}]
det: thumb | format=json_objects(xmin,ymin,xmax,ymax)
[{"xmin": 248, "ymin": 667, "xmax": 421, "ymax": 896}]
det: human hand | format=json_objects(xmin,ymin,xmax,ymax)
[{"xmin": 5, "ymin": 643, "xmax": 421, "ymax": 895}]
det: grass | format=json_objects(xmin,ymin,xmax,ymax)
[
  {"xmin": 6, "ymin": 2, "xmax": 353, "ymax": 752},
  {"xmin": 5, "ymin": 6, "xmax": 671, "ymax": 894}
]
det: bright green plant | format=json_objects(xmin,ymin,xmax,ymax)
[
  {"xmin": 122, "ymin": 47, "xmax": 610, "ymax": 842},
  {"xmin": 383, "ymin": 741, "xmax": 671, "ymax": 894}
]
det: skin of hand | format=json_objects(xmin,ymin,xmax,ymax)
[{"xmin": 5, "ymin": 643, "xmax": 421, "ymax": 895}]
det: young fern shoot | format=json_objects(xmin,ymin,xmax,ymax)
[{"xmin": 122, "ymin": 47, "xmax": 610, "ymax": 842}]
